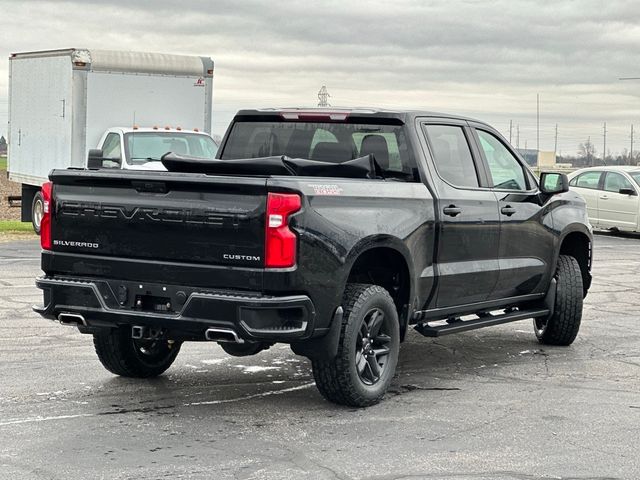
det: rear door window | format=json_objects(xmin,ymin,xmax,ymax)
[{"xmin": 423, "ymin": 125, "xmax": 479, "ymax": 188}]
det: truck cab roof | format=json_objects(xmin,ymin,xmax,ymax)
[{"xmin": 233, "ymin": 107, "xmax": 488, "ymax": 127}]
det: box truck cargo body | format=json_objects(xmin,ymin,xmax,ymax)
[{"xmin": 7, "ymin": 48, "xmax": 214, "ymax": 229}]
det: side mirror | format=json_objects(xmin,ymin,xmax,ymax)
[
  {"xmin": 540, "ymin": 172, "xmax": 569, "ymax": 195},
  {"xmin": 619, "ymin": 187, "xmax": 637, "ymax": 196},
  {"xmin": 87, "ymin": 149, "xmax": 104, "ymax": 169}
]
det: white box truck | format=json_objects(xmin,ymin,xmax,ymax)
[{"xmin": 7, "ymin": 48, "xmax": 215, "ymax": 232}]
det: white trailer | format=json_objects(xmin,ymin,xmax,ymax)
[{"xmin": 7, "ymin": 48, "xmax": 214, "ymax": 231}]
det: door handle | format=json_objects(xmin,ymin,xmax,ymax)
[
  {"xmin": 599, "ymin": 195, "xmax": 608, "ymax": 200},
  {"xmin": 501, "ymin": 205, "xmax": 516, "ymax": 216},
  {"xmin": 443, "ymin": 205, "xmax": 462, "ymax": 217}
]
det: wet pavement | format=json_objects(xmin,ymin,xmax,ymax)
[{"xmin": 0, "ymin": 235, "xmax": 639, "ymax": 479}]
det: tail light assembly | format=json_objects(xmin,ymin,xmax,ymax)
[
  {"xmin": 40, "ymin": 182, "xmax": 53, "ymax": 250},
  {"xmin": 265, "ymin": 193, "xmax": 301, "ymax": 268}
]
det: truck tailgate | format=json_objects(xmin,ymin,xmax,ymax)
[{"xmin": 48, "ymin": 170, "xmax": 267, "ymax": 287}]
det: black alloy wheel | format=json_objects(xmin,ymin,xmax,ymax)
[
  {"xmin": 355, "ymin": 307, "xmax": 392, "ymax": 385},
  {"xmin": 312, "ymin": 284, "xmax": 400, "ymax": 407},
  {"xmin": 93, "ymin": 328, "xmax": 181, "ymax": 377}
]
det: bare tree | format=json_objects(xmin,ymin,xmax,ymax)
[{"xmin": 578, "ymin": 138, "xmax": 597, "ymax": 166}]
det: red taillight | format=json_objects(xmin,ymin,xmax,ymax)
[
  {"xmin": 40, "ymin": 182, "xmax": 53, "ymax": 250},
  {"xmin": 265, "ymin": 193, "xmax": 301, "ymax": 268}
]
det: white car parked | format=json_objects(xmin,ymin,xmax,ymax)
[{"xmin": 568, "ymin": 166, "xmax": 640, "ymax": 232}]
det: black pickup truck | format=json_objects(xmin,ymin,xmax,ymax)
[{"xmin": 35, "ymin": 108, "xmax": 592, "ymax": 407}]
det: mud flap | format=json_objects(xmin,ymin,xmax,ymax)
[{"xmin": 290, "ymin": 306, "xmax": 343, "ymax": 361}]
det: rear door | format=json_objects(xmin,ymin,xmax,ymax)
[
  {"xmin": 569, "ymin": 171, "xmax": 603, "ymax": 227},
  {"xmin": 598, "ymin": 171, "xmax": 639, "ymax": 230},
  {"xmin": 471, "ymin": 126, "xmax": 555, "ymax": 298},
  {"xmin": 420, "ymin": 120, "xmax": 501, "ymax": 308}
]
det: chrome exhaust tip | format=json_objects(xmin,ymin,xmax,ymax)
[
  {"xmin": 205, "ymin": 327, "xmax": 244, "ymax": 343},
  {"xmin": 57, "ymin": 312, "xmax": 86, "ymax": 326}
]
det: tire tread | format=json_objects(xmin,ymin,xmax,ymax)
[
  {"xmin": 93, "ymin": 329, "xmax": 179, "ymax": 378},
  {"xmin": 312, "ymin": 284, "xmax": 397, "ymax": 407},
  {"xmin": 538, "ymin": 255, "xmax": 583, "ymax": 346}
]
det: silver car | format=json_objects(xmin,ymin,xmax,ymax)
[{"xmin": 568, "ymin": 166, "xmax": 640, "ymax": 232}]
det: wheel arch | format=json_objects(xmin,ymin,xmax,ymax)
[
  {"xmin": 344, "ymin": 236, "xmax": 415, "ymax": 340},
  {"xmin": 557, "ymin": 227, "xmax": 592, "ymax": 296}
]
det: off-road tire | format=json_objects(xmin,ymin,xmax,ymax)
[
  {"xmin": 93, "ymin": 328, "xmax": 181, "ymax": 377},
  {"xmin": 312, "ymin": 284, "xmax": 400, "ymax": 407},
  {"xmin": 534, "ymin": 255, "xmax": 583, "ymax": 346}
]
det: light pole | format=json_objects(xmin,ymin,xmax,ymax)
[{"xmin": 619, "ymin": 78, "xmax": 639, "ymax": 164}]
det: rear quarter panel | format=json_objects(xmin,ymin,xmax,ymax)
[{"xmin": 265, "ymin": 177, "xmax": 436, "ymax": 331}]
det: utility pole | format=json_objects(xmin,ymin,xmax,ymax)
[
  {"xmin": 536, "ymin": 93, "xmax": 540, "ymax": 153},
  {"xmin": 509, "ymin": 120, "xmax": 513, "ymax": 144},
  {"xmin": 631, "ymin": 124, "xmax": 635, "ymax": 165},
  {"xmin": 602, "ymin": 122, "xmax": 607, "ymax": 165},
  {"xmin": 516, "ymin": 125, "xmax": 520, "ymax": 149},
  {"xmin": 588, "ymin": 135, "xmax": 592, "ymax": 167},
  {"xmin": 317, "ymin": 85, "xmax": 331, "ymax": 107},
  {"xmin": 554, "ymin": 123, "xmax": 558, "ymax": 154}
]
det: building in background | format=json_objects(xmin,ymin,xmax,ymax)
[{"xmin": 537, "ymin": 150, "xmax": 556, "ymax": 169}]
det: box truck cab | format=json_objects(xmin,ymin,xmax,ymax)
[
  {"xmin": 6, "ymin": 48, "xmax": 214, "ymax": 232},
  {"xmin": 90, "ymin": 127, "xmax": 218, "ymax": 171}
]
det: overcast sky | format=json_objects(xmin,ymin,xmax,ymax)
[{"xmin": 1, "ymin": 0, "xmax": 639, "ymax": 156}]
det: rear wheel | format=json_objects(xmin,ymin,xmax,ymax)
[
  {"xmin": 312, "ymin": 284, "xmax": 400, "ymax": 407},
  {"xmin": 31, "ymin": 191, "xmax": 43, "ymax": 234},
  {"xmin": 534, "ymin": 255, "xmax": 583, "ymax": 346},
  {"xmin": 93, "ymin": 328, "xmax": 181, "ymax": 377}
]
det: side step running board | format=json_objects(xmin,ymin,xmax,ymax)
[{"xmin": 414, "ymin": 308, "xmax": 550, "ymax": 337}]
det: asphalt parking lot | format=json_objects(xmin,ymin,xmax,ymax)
[{"xmin": 0, "ymin": 235, "xmax": 639, "ymax": 480}]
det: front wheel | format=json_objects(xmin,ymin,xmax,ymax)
[
  {"xmin": 534, "ymin": 255, "xmax": 583, "ymax": 346},
  {"xmin": 93, "ymin": 328, "xmax": 181, "ymax": 377},
  {"xmin": 312, "ymin": 284, "xmax": 400, "ymax": 407}
]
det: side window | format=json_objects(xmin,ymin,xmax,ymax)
[
  {"xmin": 574, "ymin": 171, "xmax": 602, "ymax": 189},
  {"xmin": 476, "ymin": 130, "xmax": 527, "ymax": 190},
  {"xmin": 603, "ymin": 172, "xmax": 634, "ymax": 193},
  {"xmin": 424, "ymin": 125, "xmax": 479, "ymax": 188},
  {"xmin": 102, "ymin": 133, "xmax": 121, "ymax": 160}
]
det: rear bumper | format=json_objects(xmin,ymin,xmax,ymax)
[{"xmin": 34, "ymin": 276, "xmax": 315, "ymax": 342}]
